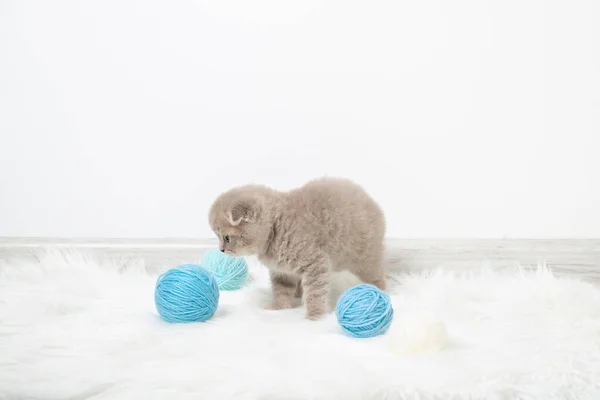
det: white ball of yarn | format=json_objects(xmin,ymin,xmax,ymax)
[{"xmin": 389, "ymin": 310, "xmax": 448, "ymax": 355}]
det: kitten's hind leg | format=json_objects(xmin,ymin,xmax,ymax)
[
  {"xmin": 352, "ymin": 247, "xmax": 387, "ymax": 291},
  {"xmin": 294, "ymin": 280, "xmax": 303, "ymax": 298},
  {"xmin": 265, "ymin": 271, "xmax": 298, "ymax": 310}
]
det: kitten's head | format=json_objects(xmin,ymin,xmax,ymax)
[{"xmin": 208, "ymin": 185, "xmax": 273, "ymax": 257}]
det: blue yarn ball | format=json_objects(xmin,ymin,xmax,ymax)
[
  {"xmin": 201, "ymin": 249, "xmax": 248, "ymax": 291},
  {"xmin": 154, "ymin": 264, "xmax": 219, "ymax": 323},
  {"xmin": 335, "ymin": 284, "xmax": 394, "ymax": 338}
]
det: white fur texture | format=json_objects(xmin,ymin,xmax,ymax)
[{"xmin": 2, "ymin": 251, "xmax": 600, "ymax": 399}]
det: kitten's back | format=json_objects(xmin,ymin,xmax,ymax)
[{"xmin": 286, "ymin": 177, "xmax": 385, "ymax": 267}]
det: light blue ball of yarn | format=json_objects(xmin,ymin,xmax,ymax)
[
  {"xmin": 154, "ymin": 264, "xmax": 219, "ymax": 323},
  {"xmin": 335, "ymin": 284, "xmax": 394, "ymax": 338},
  {"xmin": 201, "ymin": 249, "xmax": 248, "ymax": 291}
]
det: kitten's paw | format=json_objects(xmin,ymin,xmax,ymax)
[
  {"xmin": 264, "ymin": 303, "xmax": 291, "ymax": 311},
  {"xmin": 305, "ymin": 311, "xmax": 325, "ymax": 321}
]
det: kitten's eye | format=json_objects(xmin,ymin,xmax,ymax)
[{"xmin": 224, "ymin": 235, "xmax": 230, "ymax": 243}]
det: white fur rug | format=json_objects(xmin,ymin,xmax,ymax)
[{"xmin": 1, "ymin": 251, "xmax": 600, "ymax": 399}]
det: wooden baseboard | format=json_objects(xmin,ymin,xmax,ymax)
[{"xmin": 1, "ymin": 238, "xmax": 599, "ymax": 281}]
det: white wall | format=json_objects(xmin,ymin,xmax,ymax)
[{"xmin": 1, "ymin": 0, "xmax": 599, "ymax": 239}]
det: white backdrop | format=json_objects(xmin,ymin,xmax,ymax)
[{"xmin": 1, "ymin": 0, "xmax": 599, "ymax": 239}]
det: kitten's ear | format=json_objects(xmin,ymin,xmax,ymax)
[{"xmin": 227, "ymin": 198, "xmax": 258, "ymax": 226}]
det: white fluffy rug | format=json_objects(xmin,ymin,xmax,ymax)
[{"xmin": 2, "ymin": 250, "xmax": 600, "ymax": 399}]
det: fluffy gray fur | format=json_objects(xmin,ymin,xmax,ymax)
[{"xmin": 208, "ymin": 177, "xmax": 386, "ymax": 320}]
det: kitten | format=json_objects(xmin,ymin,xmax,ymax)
[{"xmin": 208, "ymin": 177, "xmax": 386, "ymax": 320}]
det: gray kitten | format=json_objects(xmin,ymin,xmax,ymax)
[{"xmin": 208, "ymin": 177, "xmax": 386, "ymax": 320}]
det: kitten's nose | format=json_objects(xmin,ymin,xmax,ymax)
[{"xmin": 219, "ymin": 247, "xmax": 225, "ymax": 253}]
